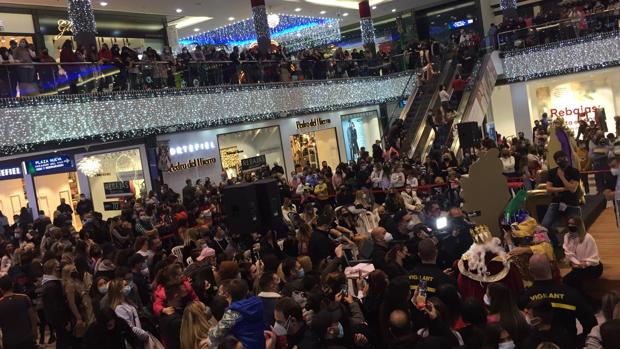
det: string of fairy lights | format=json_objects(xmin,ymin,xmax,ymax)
[
  {"xmin": 360, "ymin": 17, "xmax": 376, "ymax": 48},
  {"xmin": 0, "ymin": 72, "xmax": 416, "ymax": 156},
  {"xmin": 68, "ymin": 0, "xmax": 97, "ymax": 35},
  {"xmin": 502, "ymin": 31, "xmax": 620, "ymax": 82}
]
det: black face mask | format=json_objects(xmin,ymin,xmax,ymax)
[{"xmin": 567, "ymin": 225, "xmax": 579, "ymax": 233}]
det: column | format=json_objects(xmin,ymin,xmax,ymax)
[
  {"xmin": 358, "ymin": 0, "xmax": 376, "ymax": 54},
  {"xmin": 68, "ymin": 0, "xmax": 97, "ymax": 49},
  {"xmin": 251, "ymin": 0, "xmax": 271, "ymax": 56}
]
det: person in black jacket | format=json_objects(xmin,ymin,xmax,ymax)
[
  {"xmin": 408, "ymin": 239, "xmax": 455, "ymax": 296},
  {"xmin": 82, "ymin": 308, "xmax": 139, "ymax": 349},
  {"xmin": 518, "ymin": 254, "xmax": 597, "ymax": 347},
  {"xmin": 41, "ymin": 259, "xmax": 73, "ymax": 349},
  {"xmin": 308, "ymin": 215, "xmax": 336, "ymax": 266},
  {"xmin": 76, "ymin": 194, "xmax": 93, "ymax": 219}
]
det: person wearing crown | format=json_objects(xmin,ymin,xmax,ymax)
[{"xmin": 457, "ymin": 225, "xmax": 524, "ymax": 302}]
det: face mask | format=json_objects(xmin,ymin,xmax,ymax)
[
  {"xmin": 336, "ymin": 322, "xmax": 345, "ymax": 338},
  {"xmin": 123, "ymin": 285, "xmax": 132, "ymax": 296},
  {"xmin": 19, "ymin": 43, "xmax": 26, "ymax": 48},
  {"xmin": 384, "ymin": 232, "xmax": 394, "ymax": 243},
  {"xmin": 483, "ymin": 293, "xmax": 491, "ymax": 306},
  {"xmin": 98, "ymin": 285, "xmax": 108, "ymax": 294},
  {"xmin": 567, "ymin": 225, "xmax": 579, "ymax": 234},
  {"xmin": 611, "ymin": 167, "xmax": 619, "ymax": 176},
  {"xmin": 273, "ymin": 317, "xmax": 290, "ymax": 336},
  {"xmin": 140, "ymin": 216, "xmax": 148, "ymax": 221},
  {"xmin": 14, "ymin": 233, "xmax": 21, "ymax": 240},
  {"xmin": 526, "ymin": 316, "xmax": 541, "ymax": 327},
  {"xmin": 498, "ymin": 340, "xmax": 516, "ymax": 349},
  {"xmin": 298, "ymin": 268, "xmax": 305, "ymax": 279}
]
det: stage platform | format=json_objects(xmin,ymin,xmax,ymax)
[{"xmin": 568, "ymin": 207, "xmax": 620, "ymax": 299}]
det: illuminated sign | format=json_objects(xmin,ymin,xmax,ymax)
[
  {"xmin": 26, "ymin": 155, "xmax": 74, "ymax": 175},
  {"xmin": 0, "ymin": 166, "xmax": 22, "ymax": 180},
  {"xmin": 448, "ymin": 19, "xmax": 474, "ymax": 29},
  {"xmin": 169, "ymin": 141, "xmax": 216, "ymax": 156},
  {"xmin": 167, "ymin": 157, "xmax": 217, "ymax": 172},
  {"xmin": 103, "ymin": 181, "xmax": 133, "ymax": 198},
  {"xmin": 241, "ymin": 155, "xmax": 267, "ymax": 171}
]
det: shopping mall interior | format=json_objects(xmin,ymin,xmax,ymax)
[{"xmin": 0, "ymin": 0, "xmax": 619, "ymax": 348}]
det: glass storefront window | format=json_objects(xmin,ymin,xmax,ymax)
[
  {"xmin": 291, "ymin": 128, "xmax": 340, "ymax": 170},
  {"xmin": 217, "ymin": 126, "xmax": 285, "ymax": 180},
  {"xmin": 85, "ymin": 148, "xmax": 145, "ymax": 220},
  {"xmin": 341, "ymin": 110, "xmax": 382, "ymax": 161}
]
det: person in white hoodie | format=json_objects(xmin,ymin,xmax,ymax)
[{"xmin": 401, "ymin": 186, "xmax": 423, "ymax": 213}]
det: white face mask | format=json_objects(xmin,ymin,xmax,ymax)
[
  {"xmin": 483, "ymin": 293, "xmax": 491, "ymax": 306},
  {"xmin": 498, "ymin": 340, "xmax": 516, "ymax": 349},
  {"xmin": 384, "ymin": 232, "xmax": 394, "ymax": 243},
  {"xmin": 611, "ymin": 167, "xmax": 619, "ymax": 176}
]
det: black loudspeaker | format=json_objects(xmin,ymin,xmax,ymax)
[
  {"xmin": 221, "ymin": 183, "xmax": 261, "ymax": 235},
  {"xmin": 254, "ymin": 179, "xmax": 283, "ymax": 229},
  {"xmin": 457, "ymin": 122, "xmax": 481, "ymax": 148}
]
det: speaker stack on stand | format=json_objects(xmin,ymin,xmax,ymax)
[{"xmin": 221, "ymin": 179, "xmax": 282, "ymax": 235}]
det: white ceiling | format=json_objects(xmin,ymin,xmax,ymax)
[{"xmin": 6, "ymin": 0, "xmax": 448, "ymax": 38}]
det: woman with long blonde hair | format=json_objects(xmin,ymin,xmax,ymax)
[
  {"xmin": 180, "ymin": 301, "xmax": 216, "ymax": 349},
  {"xmin": 61, "ymin": 263, "xmax": 94, "ymax": 338},
  {"xmin": 107, "ymin": 279, "xmax": 150, "ymax": 342}
]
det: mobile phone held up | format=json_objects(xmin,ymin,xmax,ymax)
[{"xmin": 416, "ymin": 280, "xmax": 427, "ymax": 310}]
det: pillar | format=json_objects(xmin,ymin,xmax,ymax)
[
  {"xmin": 358, "ymin": 0, "xmax": 376, "ymax": 54},
  {"xmin": 251, "ymin": 0, "xmax": 271, "ymax": 56},
  {"xmin": 68, "ymin": 0, "xmax": 97, "ymax": 49}
]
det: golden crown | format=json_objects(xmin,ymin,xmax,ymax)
[{"xmin": 469, "ymin": 225, "xmax": 494, "ymax": 245}]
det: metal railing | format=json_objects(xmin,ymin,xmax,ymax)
[
  {"xmin": 497, "ymin": 8, "xmax": 620, "ymax": 51},
  {"xmin": 0, "ymin": 53, "xmax": 409, "ymax": 98}
]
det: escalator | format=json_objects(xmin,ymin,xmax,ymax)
[{"xmin": 397, "ymin": 55, "xmax": 460, "ymax": 159}]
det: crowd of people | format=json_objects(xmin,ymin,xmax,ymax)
[
  {"xmin": 491, "ymin": 0, "xmax": 620, "ymax": 50},
  {"xmin": 0, "ymin": 108, "xmax": 618, "ymax": 349},
  {"xmin": 0, "ymin": 38, "xmax": 409, "ymax": 98}
]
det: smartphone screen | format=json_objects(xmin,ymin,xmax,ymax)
[
  {"xmin": 340, "ymin": 284, "xmax": 348, "ymax": 297},
  {"xmin": 416, "ymin": 280, "xmax": 427, "ymax": 310}
]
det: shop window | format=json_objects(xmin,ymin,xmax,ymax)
[
  {"xmin": 291, "ymin": 128, "xmax": 340, "ymax": 170},
  {"xmin": 341, "ymin": 110, "xmax": 382, "ymax": 161},
  {"xmin": 85, "ymin": 148, "xmax": 145, "ymax": 220},
  {"xmin": 217, "ymin": 126, "xmax": 284, "ymax": 180}
]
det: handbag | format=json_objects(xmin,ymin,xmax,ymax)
[{"xmin": 145, "ymin": 334, "xmax": 165, "ymax": 349}]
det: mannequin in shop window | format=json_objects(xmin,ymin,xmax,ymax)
[{"xmin": 348, "ymin": 122, "xmax": 360, "ymax": 160}]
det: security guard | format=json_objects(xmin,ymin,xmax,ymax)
[
  {"xmin": 518, "ymin": 254, "xmax": 596, "ymax": 346},
  {"xmin": 409, "ymin": 238, "xmax": 455, "ymax": 295}
]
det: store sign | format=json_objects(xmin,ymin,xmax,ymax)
[
  {"xmin": 25, "ymin": 155, "xmax": 74, "ymax": 175},
  {"xmin": 0, "ymin": 166, "xmax": 22, "ymax": 180},
  {"xmin": 103, "ymin": 181, "xmax": 133, "ymax": 198},
  {"xmin": 296, "ymin": 117, "xmax": 331, "ymax": 130},
  {"xmin": 169, "ymin": 141, "xmax": 217, "ymax": 156},
  {"xmin": 167, "ymin": 157, "xmax": 216, "ymax": 172},
  {"xmin": 103, "ymin": 201, "xmax": 121, "ymax": 211},
  {"xmin": 241, "ymin": 155, "xmax": 267, "ymax": 171}
]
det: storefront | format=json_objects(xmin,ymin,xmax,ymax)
[
  {"xmin": 0, "ymin": 162, "xmax": 27, "ymax": 224},
  {"xmin": 157, "ymin": 105, "xmax": 381, "ymax": 193},
  {"xmin": 25, "ymin": 154, "xmax": 82, "ymax": 226},
  {"xmin": 75, "ymin": 146, "xmax": 151, "ymax": 220},
  {"xmin": 491, "ymin": 66, "xmax": 620, "ymax": 139}
]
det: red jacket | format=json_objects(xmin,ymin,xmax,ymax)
[{"xmin": 152, "ymin": 277, "xmax": 198, "ymax": 317}]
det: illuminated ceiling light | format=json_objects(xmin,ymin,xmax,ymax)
[
  {"xmin": 342, "ymin": 12, "xmax": 349, "ymax": 16},
  {"xmin": 169, "ymin": 16, "xmax": 212, "ymax": 29},
  {"xmin": 294, "ymin": 7, "xmax": 302, "ymax": 12},
  {"xmin": 176, "ymin": 8, "xmax": 183, "ymax": 13},
  {"xmin": 228, "ymin": 16, "xmax": 235, "ymax": 21},
  {"xmin": 320, "ymin": 10, "xmax": 326, "ymax": 14},
  {"xmin": 194, "ymin": 28, "xmax": 200, "ymax": 32},
  {"xmin": 267, "ymin": 14, "xmax": 280, "ymax": 28},
  {"xmin": 77, "ymin": 157, "xmax": 102, "ymax": 177},
  {"xmin": 100, "ymin": 1, "xmax": 108, "ymax": 6}
]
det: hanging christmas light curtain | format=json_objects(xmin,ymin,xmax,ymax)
[
  {"xmin": 68, "ymin": 0, "xmax": 97, "ymax": 35},
  {"xmin": 180, "ymin": 14, "xmax": 341, "ymax": 52}
]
